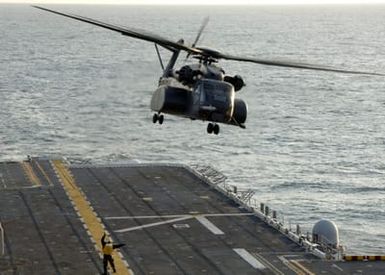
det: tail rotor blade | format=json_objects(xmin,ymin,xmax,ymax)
[
  {"xmin": 192, "ymin": 16, "xmax": 209, "ymax": 48},
  {"xmin": 186, "ymin": 16, "xmax": 209, "ymax": 60}
]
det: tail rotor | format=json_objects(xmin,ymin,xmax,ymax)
[{"xmin": 186, "ymin": 16, "xmax": 209, "ymax": 61}]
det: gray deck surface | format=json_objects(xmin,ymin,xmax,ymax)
[{"xmin": 0, "ymin": 158, "xmax": 384, "ymax": 274}]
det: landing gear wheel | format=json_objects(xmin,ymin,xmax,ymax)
[
  {"xmin": 207, "ymin": 123, "xmax": 214, "ymax": 134},
  {"xmin": 152, "ymin": 113, "xmax": 158, "ymax": 123},
  {"xmin": 158, "ymin": 114, "xmax": 164, "ymax": 124},
  {"xmin": 152, "ymin": 113, "xmax": 164, "ymax": 124},
  {"xmin": 213, "ymin": 124, "xmax": 220, "ymax": 135}
]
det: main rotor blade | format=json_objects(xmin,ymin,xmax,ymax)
[
  {"xmin": 192, "ymin": 16, "xmax": 209, "ymax": 48},
  {"xmin": 214, "ymin": 52, "xmax": 385, "ymax": 76},
  {"xmin": 32, "ymin": 6, "xmax": 202, "ymax": 55},
  {"xmin": 32, "ymin": 6, "xmax": 383, "ymax": 76}
]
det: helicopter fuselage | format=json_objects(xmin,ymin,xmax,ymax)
[{"xmin": 150, "ymin": 73, "xmax": 247, "ymax": 129}]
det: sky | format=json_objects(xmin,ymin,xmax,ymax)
[{"xmin": 3, "ymin": 0, "xmax": 385, "ymax": 5}]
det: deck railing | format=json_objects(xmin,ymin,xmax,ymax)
[{"xmin": 187, "ymin": 163, "xmax": 345, "ymax": 261}]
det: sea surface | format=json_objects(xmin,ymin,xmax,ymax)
[{"xmin": 1, "ymin": 4, "xmax": 385, "ymax": 254}]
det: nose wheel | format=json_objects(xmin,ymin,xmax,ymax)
[
  {"xmin": 153, "ymin": 113, "xmax": 164, "ymax": 124},
  {"xmin": 207, "ymin": 123, "xmax": 219, "ymax": 135}
]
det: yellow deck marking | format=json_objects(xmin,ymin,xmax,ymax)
[
  {"xmin": 21, "ymin": 161, "xmax": 42, "ymax": 187},
  {"xmin": 52, "ymin": 160, "xmax": 133, "ymax": 275},
  {"xmin": 34, "ymin": 160, "xmax": 54, "ymax": 186},
  {"xmin": 285, "ymin": 261, "xmax": 305, "ymax": 275},
  {"xmin": 290, "ymin": 260, "xmax": 315, "ymax": 275}
]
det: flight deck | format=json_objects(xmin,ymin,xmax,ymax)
[{"xmin": 0, "ymin": 158, "xmax": 384, "ymax": 274}]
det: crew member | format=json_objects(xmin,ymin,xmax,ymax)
[{"xmin": 101, "ymin": 232, "xmax": 125, "ymax": 274}]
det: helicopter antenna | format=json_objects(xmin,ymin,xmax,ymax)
[
  {"xmin": 154, "ymin": 44, "xmax": 165, "ymax": 71},
  {"xmin": 186, "ymin": 16, "xmax": 209, "ymax": 61}
]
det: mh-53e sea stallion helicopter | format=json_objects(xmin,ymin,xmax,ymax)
[{"xmin": 34, "ymin": 6, "xmax": 383, "ymax": 135}]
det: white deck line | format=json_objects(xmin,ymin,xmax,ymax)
[
  {"xmin": 332, "ymin": 264, "xmax": 344, "ymax": 272},
  {"xmin": 203, "ymin": 213, "xmax": 255, "ymax": 217},
  {"xmin": 106, "ymin": 213, "xmax": 254, "ymax": 220},
  {"xmin": 1, "ymin": 179, "xmax": 6, "ymax": 188},
  {"xmin": 105, "ymin": 214, "xmax": 188, "ymax": 220},
  {"xmin": 195, "ymin": 216, "xmax": 224, "ymax": 235},
  {"xmin": 233, "ymin": 248, "xmax": 266, "ymax": 270},
  {"xmin": 0, "ymin": 173, "xmax": 6, "ymax": 188},
  {"xmin": 115, "ymin": 216, "xmax": 192, "ymax": 233}
]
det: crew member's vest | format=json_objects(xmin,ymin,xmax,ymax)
[{"xmin": 103, "ymin": 243, "xmax": 113, "ymax": 255}]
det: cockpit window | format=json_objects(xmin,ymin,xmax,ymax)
[
  {"xmin": 203, "ymin": 81, "xmax": 230, "ymax": 92},
  {"xmin": 202, "ymin": 80, "xmax": 232, "ymax": 103}
]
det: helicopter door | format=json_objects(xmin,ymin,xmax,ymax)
[
  {"xmin": 191, "ymin": 81, "xmax": 213, "ymax": 120},
  {"xmin": 195, "ymin": 79, "xmax": 234, "ymax": 122},
  {"xmin": 190, "ymin": 81, "xmax": 203, "ymax": 117}
]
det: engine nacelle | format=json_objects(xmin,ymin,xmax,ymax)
[
  {"xmin": 232, "ymin": 98, "xmax": 247, "ymax": 124},
  {"xmin": 177, "ymin": 65, "xmax": 198, "ymax": 85},
  {"xmin": 224, "ymin": 75, "xmax": 245, "ymax": 92}
]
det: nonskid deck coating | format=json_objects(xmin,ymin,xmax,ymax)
[{"xmin": 0, "ymin": 158, "xmax": 384, "ymax": 274}]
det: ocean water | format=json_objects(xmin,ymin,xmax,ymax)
[{"xmin": 1, "ymin": 4, "xmax": 385, "ymax": 254}]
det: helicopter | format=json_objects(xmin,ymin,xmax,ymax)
[{"xmin": 33, "ymin": 6, "xmax": 383, "ymax": 135}]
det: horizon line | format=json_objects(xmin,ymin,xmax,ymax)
[{"xmin": 2, "ymin": 1, "xmax": 385, "ymax": 5}]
